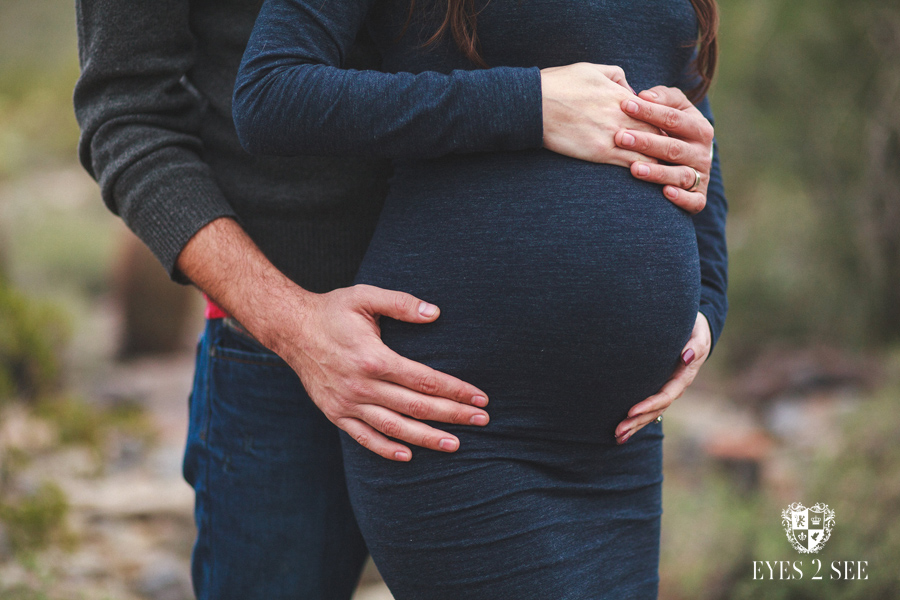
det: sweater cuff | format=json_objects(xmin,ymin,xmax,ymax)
[
  {"xmin": 112, "ymin": 148, "xmax": 238, "ymax": 283},
  {"xmin": 699, "ymin": 298, "xmax": 726, "ymax": 355}
]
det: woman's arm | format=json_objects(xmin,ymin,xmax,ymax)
[
  {"xmin": 233, "ymin": 0, "xmax": 543, "ymax": 159},
  {"xmin": 234, "ymin": 0, "xmax": 667, "ymax": 168}
]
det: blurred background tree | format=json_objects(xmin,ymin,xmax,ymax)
[{"xmin": 715, "ymin": 0, "xmax": 900, "ymax": 359}]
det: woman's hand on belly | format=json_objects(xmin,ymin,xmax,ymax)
[
  {"xmin": 540, "ymin": 63, "xmax": 664, "ymax": 169},
  {"xmin": 615, "ymin": 86, "xmax": 717, "ymax": 215},
  {"xmin": 270, "ymin": 284, "xmax": 491, "ymax": 461},
  {"xmin": 614, "ymin": 312, "xmax": 712, "ymax": 444}
]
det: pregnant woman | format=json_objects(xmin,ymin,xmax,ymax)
[{"xmin": 234, "ymin": 0, "xmax": 727, "ymax": 597}]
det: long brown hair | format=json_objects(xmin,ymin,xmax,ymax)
[{"xmin": 407, "ymin": 0, "xmax": 719, "ymax": 103}]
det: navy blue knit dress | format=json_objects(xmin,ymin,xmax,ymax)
[{"xmin": 235, "ymin": 1, "xmax": 727, "ymax": 597}]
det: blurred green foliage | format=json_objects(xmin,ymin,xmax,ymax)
[
  {"xmin": 0, "ymin": 279, "xmax": 69, "ymax": 400},
  {"xmin": 0, "ymin": 0, "xmax": 81, "ymax": 177},
  {"xmin": 0, "ymin": 482, "xmax": 70, "ymax": 556},
  {"xmin": 715, "ymin": 0, "xmax": 900, "ymax": 359},
  {"xmin": 34, "ymin": 394, "xmax": 156, "ymax": 453}
]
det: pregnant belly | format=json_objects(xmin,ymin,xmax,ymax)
[{"xmin": 354, "ymin": 150, "xmax": 701, "ymax": 440}]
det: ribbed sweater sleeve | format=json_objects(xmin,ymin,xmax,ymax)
[
  {"xmin": 233, "ymin": 0, "xmax": 544, "ymax": 159},
  {"xmin": 692, "ymin": 96, "xmax": 728, "ymax": 351},
  {"xmin": 74, "ymin": 0, "xmax": 238, "ymax": 281}
]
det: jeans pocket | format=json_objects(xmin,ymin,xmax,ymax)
[{"xmin": 211, "ymin": 318, "xmax": 288, "ymax": 368}]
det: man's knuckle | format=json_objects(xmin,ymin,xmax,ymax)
[
  {"xmin": 417, "ymin": 373, "xmax": 441, "ymax": 395},
  {"xmin": 344, "ymin": 378, "xmax": 372, "ymax": 400},
  {"xmin": 393, "ymin": 293, "xmax": 414, "ymax": 314},
  {"xmin": 333, "ymin": 395, "xmax": 356, "ymax": 415},
  {"xmin": 357, "ymin": 356, "xmax": 377, "ymax": 375},
  {"xmin": 450, "ymin": 409, "xmax": 468, "ymax": 424},
  {"xmin": 354, "ymin": 433, "xmax": 371, "ymax": 448},
  {"xmin": 379, "ymin": 417, "xmax": 402, "ymax": 439},
  {"xmin": 408, "ymin": 398, "xmax": 430, "ymax": 420},
  {"xmin": 636, "ymin": 135, "xmax": 652, "ymax": 152}
]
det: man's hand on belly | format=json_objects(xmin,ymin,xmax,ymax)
[
  {"xmin": 614, "ymin": 86, "xmax": 716, "ymax": 215},
  {"xmin": 177, "ymin": 218, "xmax": 490, "ymax": 462},
  {"xmin": 614, "ymin": 312, "xmax": 711, "ymax": 444},
  {"xmin": 277, "ymin": 284, "xmax": 491, "ymax": 461}
]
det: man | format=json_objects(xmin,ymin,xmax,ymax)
[{"xmin": 74, "ymin": 1, "xmax": 725, "ymax": 598}]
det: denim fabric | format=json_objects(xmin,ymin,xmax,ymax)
[{"xmin": 183, "ymin": 318, "xmax": 368, "ymax": 600}]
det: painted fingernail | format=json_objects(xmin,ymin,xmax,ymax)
[
  {"xmin": 618, "ymin": 432, "xmax": 633, "ymax": 445},
  {"xmin": 470, "ymin": 414, "xmax": 489, "ymax": 426},
  {"xmin": 439, "ymin": 438, "xmax": 459, "ymax": 451},
  {"xmin": 418, "ymin": 302, "xmax": 437, "ymax": 317},
  {"xmin": 665, "ymin": 186, "xmax": 678, "ymax": 199},
  {"xmin": 625, "ymin": 100, "xmax": 640, "ymax": 114},
  {"xmin": 636, "ymin": 163, "xmax": 650, "ymax": 176},
  {"xmin": 627, "ymin": 84, "xmax": 637, "ymax": 95},
  {"xmin": 471, "ymin": 395, "xmax": 488, "ymax": 407},
  {"xmin": 395, "ymin": 451, "xmax": 411, "ymax": 461},
  {"xmin": 682, "ymin": 348, "xmax": 696, "ymax": 365},
  {"xmin": 621, "ymin": 132, "xmax": 636, "ymax": 147}
]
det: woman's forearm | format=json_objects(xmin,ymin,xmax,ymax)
[{"xmin": 233, "ymin": 0, "xmax": 542, "ymax": 159}]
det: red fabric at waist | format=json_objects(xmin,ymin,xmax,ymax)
[{"xmin": 203, "ymin": 294, "xmax": 229, "ymax": 320}]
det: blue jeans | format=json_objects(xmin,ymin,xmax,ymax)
[{"xmin": 183, "ymin": 318, "xmax": 368, "ymax": 600}]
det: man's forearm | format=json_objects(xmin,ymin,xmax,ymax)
[
  {"xmin": 175, "ymin": 216, "xmax": 310, "ymax": 352},
  {"xmin": 175, "ymin": 216, "xmax": 491, "ymax": 461}
]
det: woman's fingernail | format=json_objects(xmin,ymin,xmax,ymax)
[
  {"xmin": 647, "ymin": 90, "xmax": 659, "ymax": 99},
  {"xmin": 439, "ymin": 438, "xmax": 459, "ymax": 451},
  {"xmin": 627, "ymin": 84, "xmax": 637, "ymax": 95},
  {"xmin": 471, "ymin": 395, "xmax": 488, "ymax": 407},
  {"xmin": 470, "ymin": 414, "xmax": 488, "ymax": 426},
  {"xmin": 395, "ymin": 451, "xmax": 411, "ymax": 461},
  {"xmin": 682, "ymin": 348, "xmax": 696, "ymax": 365},
  {"xmin": 625, "ymin": 100, "xmax": 640, "ymax": 114},
  {"xmin": 636, "ymin": 163, "xmax": 650, "ymax": 176},
  {"xmin": 418, "ymin": 302, "xmax": 437, "ymax": 317},
  {"xmin": 665, "ymin": 186, "xmax": 678, "ymax": 199},
  {"xmin": 617, "ymin": 432, "xmax": 632, "ymax": 445},
  {"xmin": 621, "ymin": 132, "xmax": 636, "ymax": 147}
]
